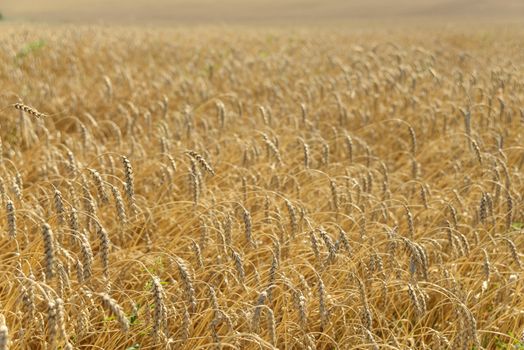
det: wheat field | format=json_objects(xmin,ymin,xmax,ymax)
[{"xmin": 0, "ymin": 23, "xmax": 523, "ymax": 349}]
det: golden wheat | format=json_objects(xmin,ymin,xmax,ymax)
[{"xmin": 0, "ymin": 23, "xmax": 523, "ymax": 350}]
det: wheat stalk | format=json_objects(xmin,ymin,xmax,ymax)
[
  {"xmin": 13, "ymin": 103, "xmax": 47, "ymax": 118},
  {"xmin": 98, "ymin": 293, "xmax": 129, "ymax": 332},
  {"xmin": 5, "ymin": 200, "xmax": 16, "ymax": 239}
]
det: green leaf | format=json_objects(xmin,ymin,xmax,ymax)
[
  {"xmin": 15, "ymin": 40, "xmax": 46, "ymax": 60},
  {"xmin": 144, "ymin": 280, "xmax": 152, "ymax": 290},
  {"xmin": 126, "ymin": 344, "xmax": 140, "ymax": 350},
  {"xmin": 129, "ymin": 304, "xmax": 139, "ymax": 325},
  {"xmin": 511, "ymin": 222, "xmax": 524, "ymax": 229}
]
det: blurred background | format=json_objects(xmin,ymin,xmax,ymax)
[{"xmin": 2, "ymin": 0, "xmax": 524, "ymax": 23}]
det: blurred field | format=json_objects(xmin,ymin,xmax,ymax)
[
  {"xmin": 1, "ymin": 5, "xmax": 524, "ymax": 350},
  {"xmin": 3, "ymin": 0, "xmax": 524, "ymax": 23}
]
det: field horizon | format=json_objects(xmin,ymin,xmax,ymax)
[{"xmin": 3, "ymin": 0, "xmax": 524, "ymax": 24}]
